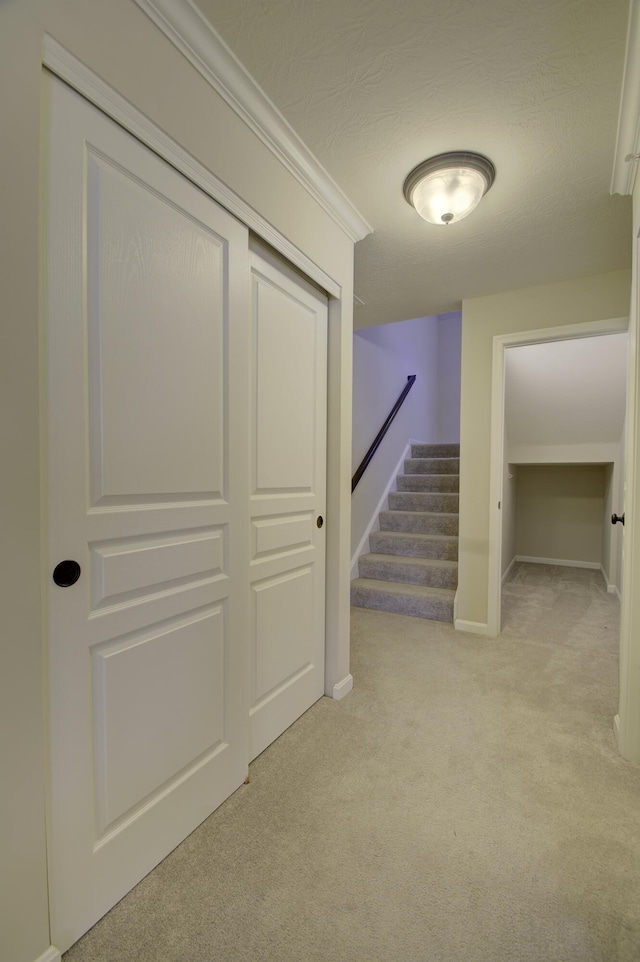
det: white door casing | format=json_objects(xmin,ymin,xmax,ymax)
[
  {"xmin": 617, "ymin": 238, "xmax": 640, "ymax": 762},
  {"xmin": 485, "ymin": 318, "xmax": 630, "ymax": 638},
  {"xmin": 248, "ymin": 248, "xmax": 328, "ymax": 760},
  {"xmin": 45, "ymin": 77, "xmax": 251, "ymax": 950}
]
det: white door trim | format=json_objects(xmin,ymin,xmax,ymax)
[
  {"xmin": 487, "ymin": 316, "xmax": 629, "ymax": 638},
  {"xmin": 617, "ymin": 233, "xmax": 640, "ymax": 763}
]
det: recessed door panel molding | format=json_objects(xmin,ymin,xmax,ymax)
[
  {"xmin": 251, "ymin": 274, "xmax": 318, "ymax": 494},
  {"xmin": 85, "ymin": 503, "xmax": 230, "ymax": 538},
  {"xmin": 248, "ymin": 251, "xmax": 327, "ymax": 761},
  {"xmin": 86, "ymin": 150, "xmax": 227, "ymax": 506},
  {"xmin": 90, "ymin": 527, "xmax": 225, "ymax": 609},
  {"xmin": 249, "ymin": 493, "xmax": 317, "ymax": 516},
  {"xmin": 46, "ymin": 77, "xmax": 250, "ymax": 951},
  {"xmin": 251, "ymin": 514, "xmax": 313, "ymax": 560},
  {"xmin": 251, "ymin": 567, "xmax": 314, "ymax": 705},
  {"xmin": 92, "ymin": 605, "xmax": 226, "ymax": 836}
]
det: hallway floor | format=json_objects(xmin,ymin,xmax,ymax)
[{"xmin": 63, "ymin": 564, "xmax": 640, "ymax": 962}]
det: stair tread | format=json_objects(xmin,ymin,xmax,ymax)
[
  {"xmin": 404, "ymin": 459, "xmax": 460, "ymax": 475},
  {"xmin": 412, "ymin": 444, "xmax": 460, "ymax": 458},
  {"xmin": 397, "ymin": 480, "xmax": 459, "ymax": 494},
  {"xmin": 351, "ymin": 578, "xmax": 455, "ymax": 599},
  {"xmin": 400, "ymin": 468, "xmax": 458, "ymax": 481},
  {"xmin": 392, "ymin": 490, "xmax": 459, "ymax": 497},
  {"xmin": 373, "ymin": 530, "xmax": 458, "ymax": 543},
  {"xmin": 383, "ymin": 509, "xmax": 459, "ymax": 518},
  {"xmin": 362, "ymin": 553, "xmax": 457, "ymax": 570}
]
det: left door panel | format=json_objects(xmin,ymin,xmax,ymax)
[{"xmin": 45, "ymin": 76, "xmax": 250, "ymax": 951}]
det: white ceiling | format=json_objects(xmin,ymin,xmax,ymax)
[
  {"xmin": 505, "ymin": 332, "xmax": 628, "ymax": 446},
  {"xmin": 193, "ymin": 0, "xmax": 632, "ymax": 328}
]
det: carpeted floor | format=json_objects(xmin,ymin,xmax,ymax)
[{"xmin": 64, "ymin": 563, "xmax": 640, "ymax": 962}]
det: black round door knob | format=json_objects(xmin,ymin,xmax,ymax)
[
  {"xmin": 53, "ymin": 559, "xmax": 81, "ymax": 587},
  {"xmin": 317, "ymin": 516, "xmax": 324, "ymax": 529},
  {"xmin": 611, "ymin": 513, "xmax": 625, "ymax": 526}
]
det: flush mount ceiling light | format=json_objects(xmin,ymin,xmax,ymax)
[{"xmin": 403, "ymin": 151, "xmax": 496, "ymax": 226}]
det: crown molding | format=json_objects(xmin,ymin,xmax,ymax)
[
  {"xmin": 611, "ymin": 0, "xmax": 640, "ymax": 195},
  {"xmin": 132, "ymin": 0, "xmax": 372, "ymax": 242}
]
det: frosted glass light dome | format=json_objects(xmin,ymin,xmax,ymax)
[{"xmin": 403, "ymin": 152, "xmax": 496, "ymax": 226}]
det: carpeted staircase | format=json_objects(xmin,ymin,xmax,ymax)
[{"xmin": 351, "ymin": 443, "xmax": 459, "ymax": 622}]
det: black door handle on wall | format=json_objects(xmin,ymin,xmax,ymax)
[{"xmin": 611, "ymin": 513, "xmax": 625, "ymax": 526}]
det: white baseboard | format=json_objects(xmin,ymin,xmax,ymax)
[
  {"xmin": 515, "ymin": 555, "xmax": 600, "ymax": 570},
  {"xmin": 454, "ymin": 619, "xmax": 488, "ymax": 635},
  {"xmin": 34, "ymin": 948, "xmax": 62, "ymax": 962},
  {"xmin": 332, "ymin": 674, "xmax": 353, "ymax": 700},
  {"xmin": 502, "ymin": 555, "xmax": 517, "ymax": 584},
  {"xmin": 350, "ymin": 440, "xmax": 413, "ymax": 579}
]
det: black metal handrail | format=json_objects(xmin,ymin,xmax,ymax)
[{"xmin": 352, "ymin": 375, "xmax": 417, "ymax": 493}]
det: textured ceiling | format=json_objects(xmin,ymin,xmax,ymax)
[{"xmin": 193, "ymin": 0, "xmax": 632, "ymax": 327}]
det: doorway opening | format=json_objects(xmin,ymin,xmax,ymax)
[{"xmin": 487, "ymin": 318, "xmax": 629, "ymax": 638}]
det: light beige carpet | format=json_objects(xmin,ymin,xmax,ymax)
[{"xmin": 64, "ymin": 563, "xmax": 640, "ymax": 962}]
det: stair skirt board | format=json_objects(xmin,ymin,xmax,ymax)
[
  {"xmin": 350, "ymin": 440, "xmax": 413, "ymax": 580},
  {"xmin": 352, "ymin": 442, "xmax": 459, "ymax": 623}
]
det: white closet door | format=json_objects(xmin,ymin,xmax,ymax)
[
  {"xmin": 248, "ymin": 250, "xmax": 327, "ymax": 760},
  {"xmin": 45, "ymin": 77, "xmax": 250, "ymax": 951}
]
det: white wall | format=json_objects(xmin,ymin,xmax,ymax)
[
  {"xmin": 603, "ymin": 462, "xmax": 615, "ymax": 583},
  {"xmin": 351, "ymin": 315, "xmax": 440, "ymax": 559},
  {"xmin": 515, "ymin": 465, "xmax": 606, "ymax": 565},
  {"xmin": 459, "ymin": 269, "xmax": 631, "ymax": 628},
  {"xmin": 436, "ymin": 312, "xmax": 462, "ymax": 443},
  {"xmin": 501, "ymin": 463, "xmax": 518, "ymax": 578},
  {"xmin": 0, "ymin": 3, "xmax": 357, "ymax": 960},
  {"xmin": 350, "ymin": 310, "xmax": 463, "ymax": 563},
  {"xmin": 505, "ymin": 333, "xmax": 628, "ymax": 448}
]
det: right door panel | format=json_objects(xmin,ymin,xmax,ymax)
[{"xmin": 249, "ymin": 250, "xmax": 328, "ymax": 760}]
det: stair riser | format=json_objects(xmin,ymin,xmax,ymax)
[
  {"xmin": 350, "ymin": 584, "xmax": 453, "ymax": 622},
  {"xmin": 404, "ymin": 458, "xmax": 460, "ymax": 475},
  {"xmin": 379, "ymin": 511, "xmax": 459, "ymax": 535},
  {"xmin": 389, "ymin": 492, "xmax": 459, "ymax": 513},
  {"xmin": 369, "ymin": 532, "xmax": 458, "ymax": 560},
  {"xmin": 359, "ymin": 558, "xmax": 457, "ymax": 589},
  {"xmin": 397, "ymin": 474, "xmax": 459, "ymax": 493},
  {"xmin": 411, "ymin": 444, "xmax": 460, "ymax": 459}
]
